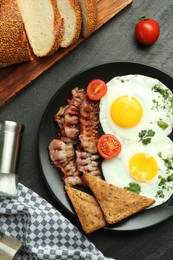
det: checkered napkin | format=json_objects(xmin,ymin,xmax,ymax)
[{"xmin": 0, "ymin": 183, "xmax": 115, "ymax": 260}]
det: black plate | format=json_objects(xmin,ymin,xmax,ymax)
[{"xmin": 38, "ymin": 61, "xmax": 173, "ymax": 231}]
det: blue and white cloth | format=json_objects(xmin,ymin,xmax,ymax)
[{"xmin": 0, "ymin": 183, "xmax": 115, "ymax": 260}]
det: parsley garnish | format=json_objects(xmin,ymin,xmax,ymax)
[
  {"xmin": 138, "ymin": 129, "xmax": 155, "ymax": 145},
  {"xmin": 158, "ymin": 176, "xmax": 167, "ymax": 189},
  {"xmin": 152, "ymin": 85, "xmax": 173, "ymax": 108},
  {"xmin": 124, "ymin": 182, "xmax": 141, "ymax": 194},
  {"xmin": 156, "ymin": 190, "xmax": 165, "ymax": 198},
  {"xmin": 158, "ymin": 153, "xmax": 173, "ymax": 175},
  {"xmin": 169, "ymin": 97, "xmax": 173, "ymax": 108},
  {"xmin": 157, "ymin": 120, "xmax": 168, "ymax": 130},
  {"xmin": 167, "ymin": 174, "xmax": 173, "ymax": 182},
  {"xmin": 152, "ymin": 85, "xmax": 169, "ymax": 99},
  {"xmin": 155, "ymin": 154, "xmax": 173, "ymax": 199},
  {"xmin": 157, "ymin": 174, "xmax": 173, "ymax": 195},
  {"xmin": 152, "ymin": 99, "xmax": 159, "ymax": 110},
  {"xmin": 162, "ymin": 157, "xmax": 173, "ymax": 172}
]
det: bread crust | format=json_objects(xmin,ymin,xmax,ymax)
[
  {"xmin": 79, "ymin": 0, "xmax": 97, "ymax": 38},
  {"xmin": 0, "ymin": 0, "xmax": 33, "ymax": 68}
]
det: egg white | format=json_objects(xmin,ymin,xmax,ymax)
[
  {"xmin": 101, "ymin": 134, "xmax": 173, "ymax": 208},
  {"xmin": 100, "ymin": 74, "xmax": 173, "ymax": 140}
]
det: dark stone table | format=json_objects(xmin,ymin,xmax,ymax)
[{"xmin": 1, "ymin": 1, "xmax": 173, "ymax": 259}]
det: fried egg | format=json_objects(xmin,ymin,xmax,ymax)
[
  {"xmin": 101, "ymin": 134, "xmax": 173, "ymax": 208},
  {"xmin": 99, "ymin": 75, "xmax": 173, "ymax": 140}
]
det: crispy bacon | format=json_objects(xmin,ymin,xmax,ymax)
[
  {"xmin": 48, "ymin": 87, "xmax": 102, "ymax": 186},
  {"xmin": 64, "ymin": 176, "xmax": 82, "ymax": 186},
  {"xmin": 48, "ymin": 139, "xmax": 82, "ymax": 185},
  {"xmin": 49, "ymin": 139, "xmax": 74, "ymax": 163},
  {"xmin": 76, "ymin": 97, "xmax": 102, "ymax": 178},
  {"xmin": 55, "ymin": 87, "xmax": 86, "ymax": 139},
  {"xmin": 54, "ymin": 106, "xmax": 67, "ymax": 137},
  {"xmin": 49, "ymin": 87, "xmax": 86, "ymax": 186},
  {"xmin": 76, "ymin": 150, "xmax": 101, "ymax": 177},
  {"xmin": 79, "ymin": 97, "xmax": 99, "ymax": 154}
]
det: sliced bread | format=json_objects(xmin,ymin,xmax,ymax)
[
  {"xmin": 82, "ymin": 173, "xmax": 155, "ymax": 225},
  {"xmin": 65, "ymin": 186, "xmax": 107, "ymax": 233},
  {"xmin": 57, "ymin": 0, "xmax": 82, "ymax": 48},
  {"xmin": 16, "ymin": 0, "xmax": 64, "ymax": 57},
  {"xmin": 0, "ymin": 0, "xmax": 33, "ymax": 68},
  {"xmin": 79, "ymin": 0, "xmax": 97, "ymax": 38}
]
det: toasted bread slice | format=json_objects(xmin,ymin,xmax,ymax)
[
  {"xmin": 82, "ymin": 173, "xmax": 155, "ymax": 224},
  {"xmin": 79, "ymin": 0, "xmax": 97, "ymax": 38},
  {"xmin": 65, "ymin": 186, "xmax": 107, "ymax": 233}
]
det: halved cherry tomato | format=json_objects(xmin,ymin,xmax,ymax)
[
  {"xmin": 87, "ymin": 79, "xmax": 107, "ymax": 100},
  {"xmin": 135, "ymin": 18, "xmax": 160, "ymax": 45},
  {"xmin": 97, "ymin": 134, "xmax": 122, "ymax": 159}
]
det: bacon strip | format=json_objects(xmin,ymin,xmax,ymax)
[
  {"xmin": 48, "ymin": 87, "xmax": 102, "ymax": 186},
  {"xmin": 48, "ymin": 139, "xmax": 82, "ymax": 185},
  {"xmin": 55, "ymin": 87, "xmax": 86, "ymax": 139},
  {"xmin": 76, "ymin": 150, "xmax": 101, "ymax": 177},
  {"xmin": 77, "ymin": 97, "xmax": 102, "ymax": 178},
  {"xmin": 49, "ymin": 87, "xmax": 86, "ymax": 186},
  {"xmin": 79, "ymin": 97, "xmax": 99, "ymax": 154}
]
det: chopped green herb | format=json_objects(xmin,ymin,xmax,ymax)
[
  {"xmin": 158, "ymin": 176, "xmax": 167, "ymax": 188},
  {"xmin": 155, "ymin": 155, "xmax": 173, "ymax": 199},
  {"xmin": 152, "ymin": 99, "xmax": 159, "ymax": 110},
  {"xmin": 138, "ymin": 129, "xmax": 155, "ymax": 145},
  {"xmin": 152, "ymin": 85, "xmax": 169, "ymax": 99},
  {"xmin": 152, "ymin": 85, "xmax": 173, "ymax": 109},
  {"xmin": 156, "ymin": 190, "xmax": 165, "ymax": 198},
  {"xmin": 169, "ymin": 97, "xmax": 173, "ymax": 108},
  {"xmin": 124, "ymin": 182, "xmax": 141, "ymax": 194},
  {"xmin": 167, "ymin": 174, "xmax": 173, "ymax": 182},
  {"xmin": 158, "ymin": 152, "xmax": 162, "ymax": 158},
  {"xmin": 162, "ymin": 157, "xmax": 173, "ymax": 171},
  {"xmin": 157, "ymin": 120, "xmax": 168, "ymax": 130}
]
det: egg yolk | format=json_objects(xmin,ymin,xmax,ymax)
[
  {"xmin": 110, "ymin": 95, "xmax": 143, "ymax": 128},
  {"xmin": 129, "ymin": 153, "xmax": 158, "ymax": 182}
]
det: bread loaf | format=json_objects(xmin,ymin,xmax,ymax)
[
  {"xmin": 0, "ymin": 0, "xmax": 33, "ymax": 68},
  {"xmin": 16, "ymin": 0, "xmax": 64, "ymax": 57},
  {"xmin": 0, "ymin": 0, "xmax": 98, "ymax": 68},
  {"xmin": 57, "ymin": 0, "xmax": 82, "ymax": 48}
]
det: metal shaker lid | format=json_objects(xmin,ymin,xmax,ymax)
[{"xmin": 0, "ymin": 120, "xmax": 24, "ymax": 134}]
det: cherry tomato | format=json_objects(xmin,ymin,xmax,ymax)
[
  {"xmin": 135, "ymin": 19, "xmax": 160, "ymax": 45},
  {"xmin": 87, "ymin": 79, "xmax": 107, "ymax": 100},
  {"xmin": 97, "ymin": 134, "xmax": 122, "ymax": 160}
]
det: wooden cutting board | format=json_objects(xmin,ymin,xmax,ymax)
[{"xmin": 0, "ymin": 0, "xmax": 132, "ymax": 108}]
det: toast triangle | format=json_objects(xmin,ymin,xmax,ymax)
[
  {"xmin": 65, "ymin": 185, "xmax": 107, "ymax": 233},
  {"xmin": 82, "ymin": 173, "xmax": 155, "ymax": 224}
]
